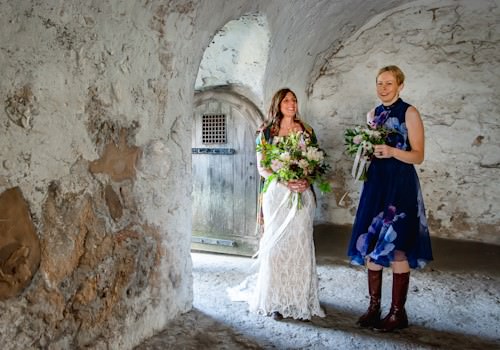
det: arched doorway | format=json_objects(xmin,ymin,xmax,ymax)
[{"xmin": 192, "ymin": 88, "xmax": 264, "ymax": 256}]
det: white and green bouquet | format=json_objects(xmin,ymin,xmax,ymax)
[
  {"xmin": 344, "ymin": 125, "xmax": 388, "ymax": 181},
  {"xmin": 257, "ymin": 131, "xmax": 331, "ymax": 209}
]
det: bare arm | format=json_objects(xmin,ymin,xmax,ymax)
[{"xmin": 374, "ymin": 106, "xmax": 425, "ymax": 164}]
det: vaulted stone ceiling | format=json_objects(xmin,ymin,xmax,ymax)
[{"xmin": 195, "ymin": 0, "xmax": 415, "ymax": 108}]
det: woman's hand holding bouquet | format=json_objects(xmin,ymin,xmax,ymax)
[
  {"xmin": 344, "ymin": 124, "xmax": 388, "ymax": 181},
  {"xmin": 257, "ymin": 131, "xmax": 331, "ymax": 209}
]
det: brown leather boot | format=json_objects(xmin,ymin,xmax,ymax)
[
  {"xmin": 375, "ymin": 271, "xmax": 410, "ymax": 332},
  {"xmin": 357, "ymin": 269, "xmax": 382, "ymax": 328}
]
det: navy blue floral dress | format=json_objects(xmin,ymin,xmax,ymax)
[{"xmin": 347, "ymin": 98, "xmax": 433, "ymax": 269}]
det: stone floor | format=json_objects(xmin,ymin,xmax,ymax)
[{"xmin": 135, "ymin": 224, "xmax": 500, "ymax": 350}]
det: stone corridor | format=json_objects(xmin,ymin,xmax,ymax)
[{"xmin": 136, "ymin": 225, "xmax": 500, "ymax": 350}]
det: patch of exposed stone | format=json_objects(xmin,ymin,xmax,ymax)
[
  {"xmin": 12, "ymin": 177, "xmax": 164, "ymax": 347},
  {"xmin": 105, "ymin": 184, "xmax": 123, "ymax": 221},
  {"xmin": 4, "ymin": 85, "xmax": 39, "ymax": 129},
  {"xmin": 0, "ymin": 187, "xmax": 41, "ymax": 300},
  {"xmin": 89, "ymin": 128, "xmax": 141, "ymax": 182}
]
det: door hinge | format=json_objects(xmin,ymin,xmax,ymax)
[
  {"xmin": 192, "ymin": 148, "xmax": 235, "ymax": 155},
  {"xmin": 192, "ymin": 236, "xmax": 237, "ymax": 247}
]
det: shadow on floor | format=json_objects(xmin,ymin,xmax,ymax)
[
  {"xmin": 314, "ymin": 224, "xmax": 500, "ymax": 277},
  {"xmin": 138, "ymin": 225, "xmax": 500, "ymax": 349},
  {"xmin": 314, "ymin": 303, "xmax": 500, "ymax": 350},
  {"xmin": 137, "ymin": 287, "xmax": 500, "ymax": 350},
  {"xmin": 135, "ymin": 308, "xmax": 267, "ymax": 350}
]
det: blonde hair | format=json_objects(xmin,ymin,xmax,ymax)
[{"xmin": 377, "ymin": 65, "xmax": 405, "ymax": 85}]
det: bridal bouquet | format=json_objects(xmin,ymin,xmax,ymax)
[
  {"xmin": 257, "ymin": 131, "xmax": 331, "ymax": 209},
  {"xmin": 344, "ymin": 125, "xmax": 388, "ymax": 181}
]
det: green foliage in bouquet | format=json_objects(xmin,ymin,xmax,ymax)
[
  {"xmin": 344, "ymin": 125, "xmax": 389, "ymax": 181},
  {"xmin": 257, "ymin": 131, "xmax": 332, "ymax": 206}
]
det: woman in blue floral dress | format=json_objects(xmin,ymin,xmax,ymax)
[{"xmin": 347, "ymin": 65, "xmax": 433, "ymax": 332}]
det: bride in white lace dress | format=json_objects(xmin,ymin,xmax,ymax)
[{"xmin": 229, "ymin": 88, "xmax": 324, "ymax": 321}]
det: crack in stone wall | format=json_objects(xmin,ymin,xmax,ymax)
[{"xmin": 308, "ymin": 0, "xmax": 500, "ymax": 244}]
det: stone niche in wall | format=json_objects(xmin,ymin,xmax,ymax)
[{"xmin": 0, "ymin": 187, "xmax": 41, "ymax": 300}]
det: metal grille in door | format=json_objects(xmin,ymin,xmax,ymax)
[{"xmin": 202, "ymin": 114, "xmax": 226, "ymax": 144}]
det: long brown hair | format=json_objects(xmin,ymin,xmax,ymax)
[{"xmin": 265, "ymin": 88, "xmax": 300, "ymax": 136}]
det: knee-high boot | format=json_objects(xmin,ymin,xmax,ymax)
[
  {"xmin": 375, "ymin": 271, "xmax": 410, "ymax": 332},
  {"xmin": 357, "ymin": 269, "xmax": 382, "ymax": 327}
]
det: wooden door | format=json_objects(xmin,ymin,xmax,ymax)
[{"xmin": 192, "ymin": 98, "xmax": 260, "ymax": 256}]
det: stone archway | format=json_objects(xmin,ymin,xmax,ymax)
[{"xmin": 192, "ymin": 87, "xmax": 265, "ymax": 256}]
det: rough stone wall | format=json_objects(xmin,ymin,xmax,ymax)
[
  {"xmin": 0, "ymin": 1, "xmax": 204, "ymax": 349},
  {"xmin": 309, "ymin": 0, "xmax": 500, "ymax": 244},
  {"xmin": 195, "ymin": 14, "xmax": 270, "ymax": 109},
  {"xmin": 1, "ymin": 0, "xmax": 498, "ymax": 348}
]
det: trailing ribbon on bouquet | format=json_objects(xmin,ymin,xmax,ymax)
[
  {"xmin": 344, "ymin": 125, "xmax": 388, "ymax": 182},
  {"xmin": 351, "ymin": 143, "xmax": 369, "ymax": 181},
  {"xmin": 252, "ymin": 186, "xmax": 297, "ymax": 262}
]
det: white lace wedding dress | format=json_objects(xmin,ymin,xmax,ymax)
[{"xmin": 228, "ymin": 179, "xmax": 325, "ymax": 320}]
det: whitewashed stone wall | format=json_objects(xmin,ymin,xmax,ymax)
[
  {"xmin": 0, "ymin": 0, "xmax": 498, "ymax": 349},
  {"xmin": 195, "ymin": 14, "xmax": 270, "ymax": 110},
  {"xmin": 308, "ymin": 0, "xmax": 500, "ymax": 244},
  {"xmin": 0, "ymin": 1, "xmax": 207, "ymax": 349}
]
